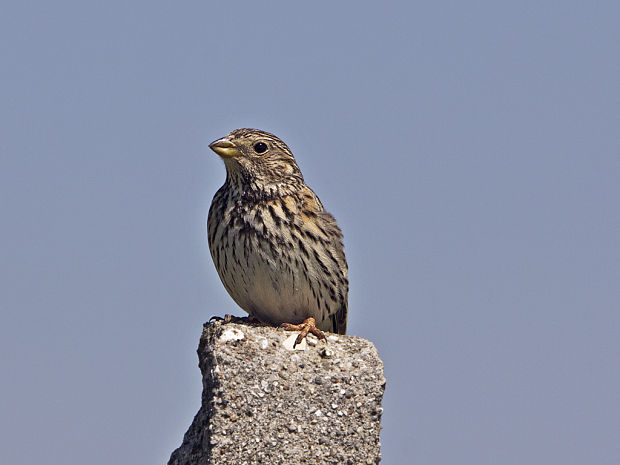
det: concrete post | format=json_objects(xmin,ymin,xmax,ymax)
[{"xmin": 168, "ymin": 320, "xmax": 385, "ymax": 465}]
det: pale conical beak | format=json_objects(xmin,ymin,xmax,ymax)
[{"xmin": 209, "ymin": 138, "xmax": 242, "ymax": 158}]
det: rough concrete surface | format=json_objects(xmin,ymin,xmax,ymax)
[{"xmin": 168, "ymin": 320, "xmax": 385, "ymax": 465}]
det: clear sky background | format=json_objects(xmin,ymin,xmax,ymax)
[{"xmin": 1, "ymin": 2, "xmax": 619, "ymax": 464}]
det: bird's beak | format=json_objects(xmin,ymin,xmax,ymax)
[{"xmin": 209, "ymin": 138, "xmax": 242, "ymax": 158}]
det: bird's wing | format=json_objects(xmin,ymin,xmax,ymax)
[
  {"xmin": 317, "ymin": 210, "xmax": 348, "ymax": 335},
  {"xmin": 298, "ymin": 186, "xmax": 349, "ymax": 335}
]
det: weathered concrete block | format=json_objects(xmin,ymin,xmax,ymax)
[{"xmin": 168, "ymin": 320, "xmax": 385, "ymax": 465}]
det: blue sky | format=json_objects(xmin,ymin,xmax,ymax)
[{"xmin": 1, "ymin": 2, "xmax": 619, "ymax": 464}]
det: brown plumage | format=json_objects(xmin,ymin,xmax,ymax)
[{"xmin": 207, "ymin": 129, "xmax": 348, "ymax": 342}]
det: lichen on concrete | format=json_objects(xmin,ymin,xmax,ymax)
[{"xmin": 168, "ymin": 320, "xmax": 385, "ymax": 465}]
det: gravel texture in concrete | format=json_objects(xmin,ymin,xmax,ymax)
[{"xmin": 168, "ymin": 320, "xmax": 385, "ymax": 465}]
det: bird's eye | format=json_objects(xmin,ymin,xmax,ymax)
[{"xmin": 253, "ymin": 142, "xmax": 268, "ymax": 154}]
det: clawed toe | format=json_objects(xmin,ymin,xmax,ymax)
[{"xmin": 280, "ymin": 317, "xmax": 327, "ymax": 348}]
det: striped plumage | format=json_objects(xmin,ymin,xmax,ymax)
[{"xmin": 207, "ymin": 128, "xmax": 348, "ymax": 336}]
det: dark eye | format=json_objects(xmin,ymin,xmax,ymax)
[{"xmin": 253, "ymin": 142, "xmax": 268, "ymax": 154}]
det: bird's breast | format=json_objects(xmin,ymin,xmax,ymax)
[{"xmin": 208, "ymin": 193, "xmax": 344, "ymax": 328}]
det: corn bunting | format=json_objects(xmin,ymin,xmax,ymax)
[{"xmin": 207, "ymin": 129, "xmax": 348, "ymax": 346}]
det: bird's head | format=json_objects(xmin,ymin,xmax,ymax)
[{"xmin": 209, "ymin": 128, "xmax": 304, "ymax": 193}]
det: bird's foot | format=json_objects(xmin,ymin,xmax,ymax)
[{"xmin": 280, "ymin": 317, "xmax": 327, "ymax": 348}]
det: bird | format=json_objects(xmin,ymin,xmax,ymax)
[{"xmin": 207, "ymin": 128, "xmax": 348, "ymax": 346}]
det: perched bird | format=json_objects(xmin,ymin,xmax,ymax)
[{"xmin": 207, "ymin": 128, "xmax": 348, "ymax": 346}]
